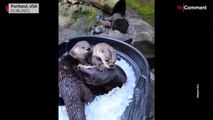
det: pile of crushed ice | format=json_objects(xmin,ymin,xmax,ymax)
[{"xmin": 59, "ymin": 58, "xmax": 136, "ymax": 120}]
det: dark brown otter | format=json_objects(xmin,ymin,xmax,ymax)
[
  {"xmin": 77, "ymin": 64, "xmax": 127, "ymax": 86},
  {"xmin": 112, "ymin": 18, "xmax": 129, "ymax": 33},
  {"xmin": 77, "ymin": 64, "xmax": 127, "ymax": 95},
  {"xmin": 59, "ymin": 56, "xmax": 94, "ymax": 120},
  {"xmin": 111, "ymin": 13, "xmax": 129, "ymax": 33}
]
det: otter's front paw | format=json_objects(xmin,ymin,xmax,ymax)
[
  {"xmin": 77, "ymin": 64, "xmax": 84, "ymax": 70},
  {"xmin": 97, "ymin": 64, "xmax": 106, "ymax": 71},
  {"xmin": 77, "ymin": 64, "xmax": 96, "ymax": 70}
]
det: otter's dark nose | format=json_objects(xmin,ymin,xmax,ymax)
[
  {"xmin": 109, "ymin": 65, "xmax": 114, "ymax": 68},
  {"xmin": 86, "ymin": 48, "xmax": 91, "ymax": 51}
]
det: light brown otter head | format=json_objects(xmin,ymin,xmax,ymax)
[
  {"xmin": 69, "ymin": 41, "xmax": 91, "ymax": 63},
  {"xmin": 92, "ymin": 43, "xmax": 117, "ymax": 69}
]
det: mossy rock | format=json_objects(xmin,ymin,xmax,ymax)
[
  {"xmin": 59, "ymin": 2, "xmax": 103, "ymax": 41},
  {"xmin": 59, "ymin": 3, "xmax": 102, "ymax": 26},
  {"xmin": 126, "ymin": 0, "xmax": 154, "ymax": 26}
]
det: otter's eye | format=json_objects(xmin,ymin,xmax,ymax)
[
  {"xmin": 101, "ymin": 50, "xmax": 104, "ymax": 53},
  {"xmin": 97, "ymin": 58, "xmax": 102, "ymax": 61},
  {"xmin": 82, "ymin": 47, "xmax": 85, "ymax": 49}
]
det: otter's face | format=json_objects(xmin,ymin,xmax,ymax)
[
  {"xmin": 101, "ymin": 47, "xmax": 116, "ymax": 68},
  {"xmin": 69, "ymin": 41, "xmax": 91, "ymax": 62}
]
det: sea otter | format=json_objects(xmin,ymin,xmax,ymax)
[
  {"xmin": 59, "ymin": 54, "xmax": 94, "ymax": 120},
  {"xmin": 77, "ymin": 64, "xmax": 127, "ymax": 85},
  {"xmin": 63, "ymin": 41, "xmax": 126, "ymax": 96},
  {"xmin": 69, "ymin": 40, "xmax": 91, "ymax": 64},
  {"xmin": 90, "ymin": 42, "xmax": 117, "ymax": 71},
  {"xmin": 77, "ymin": 64, "xmax": 127, "ymax": 95},
  {"xmin": 101, "ymin": 12, "xmax": 129, "ymax": 33},
  {"xmin": 72, "ymin": 41, "xmax": 126, "ymax": 95},
  {"xmin": 59, "ymin": 56, "xmax": 94, "ymax": 120},
  {"xmin": 111, "ymin": 13, "xmax": 129, "ymax": 33}
]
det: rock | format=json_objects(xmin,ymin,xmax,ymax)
[
  {"xmin": 132, "ymin": 38, "xmax": 154, "ymax": 72},
  {"xmin": 94, "ymin": 25, "xmax": 104, "ymax": 34},
  {"xmin": 131, "ymin": 24, "xmax": 147, "ymax": 32},
  {"xmin": 59, "ymin": 15, "xmax": 72, "ymax": 30},
  {"xmin": 125, "ymin": 6, "xmax": 141, "ymax": 19},
  {"xmin": 59, "ymin": 28, "xmax": 80, "ymax": 43},
  {"xmin": 127, "ymin": 26, "xmax": 135, "ymax": 35},
  {"xmin": 67, "ymin": 0, "xmax": 80, "ymax": 4},
  {"xmin": 103, "ymin": 16, "xmax": 112, "ymax": 22},
  {"xmin": 98, "ymin": 19, "xmax": 111, "ymax": 28},
  {"xmin": 134, "ymin": 32, "xmax": 152, "ymax": 42},
  {"xmin": 59, "ymin": 0, "xmax": 155, "ymax": 45},
  {"xmin": 107, "ymin": 30, "xmax": 130, "ymax": 41},
  {"xmin": 98, "ymin": 33, "xmax": 108, "ymax": 37},
  {"xmin": 132, "ymin": 40, "xmax": 154, "ymax": 58},
  {"xmin": 96, "ymin": 15, "xmax": 102, "ymax": 20},
  {"xmin": 124, "ymin": 38, "xmax": 133, "ymax": 44},
  {"xmin": 72, "ymin": 4, "xmax": 79, "ymax": 13},
  {"xmin": 125, "ymin": 6, "xmax": 154, "ymax": 44},
  {"xmin": 59, "ymin": 3, "xmax": 103, "ymax": 42},
  {"xmin": 112, "ymin": 13, "xmax": 123, "ymax": 21}
]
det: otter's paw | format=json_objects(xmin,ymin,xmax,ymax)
[
  {"xmin": 97, "ymin": 65, "xmax": 106, "ymax": 71},
  {"xmin": 77, "ymin": 64, "xmax": 84, "ymax": 70},
  {"xmin": 77, "ymin": 64, "xmax": 96, "ymax": 70}
]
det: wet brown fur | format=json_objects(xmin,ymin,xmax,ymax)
[
  {"xmin": 59, "ymin": 56, "xmax": 93, "ymax": 120},
  {"xmin": 91, "ymin": 43, "xmax": 117, "ymax": 71},
  {"xmin": 78, "ymin": 64, "xmax": 127, "ymax": 86}
]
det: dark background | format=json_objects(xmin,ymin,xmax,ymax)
[
  {"xmin": 155, "ymin": 0, "xmax": 212, "ymax": 119},
  {"xmin": 1, "ymin": 0, "xmax": 212, "ymax": 119}
]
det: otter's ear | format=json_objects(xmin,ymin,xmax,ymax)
[
  {"xmin": 110, "ymin": 48, "xmax": 115, "ymax": 53},
  {"xmin": 69, "ymin": 50, "xmax": 76, "ymax": 57}
]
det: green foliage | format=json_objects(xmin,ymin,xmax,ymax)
[
  {"xmin": 72, "ymin": 9, "xmax": 81, "ymax": 21},
  {"xmin": 59, "ymin": 3, "xmax": 102, "ymax": 26},
  {"xmin": 72, "ymin": 5, "xmax": 100, "ymax": 23},
  {"xmin": 87, "ymin": 7, "xmax": 98, "ymax": 23},
  {"xmin": 126, "ymin": 0, "xmax": 154, "ymax": 25}
]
